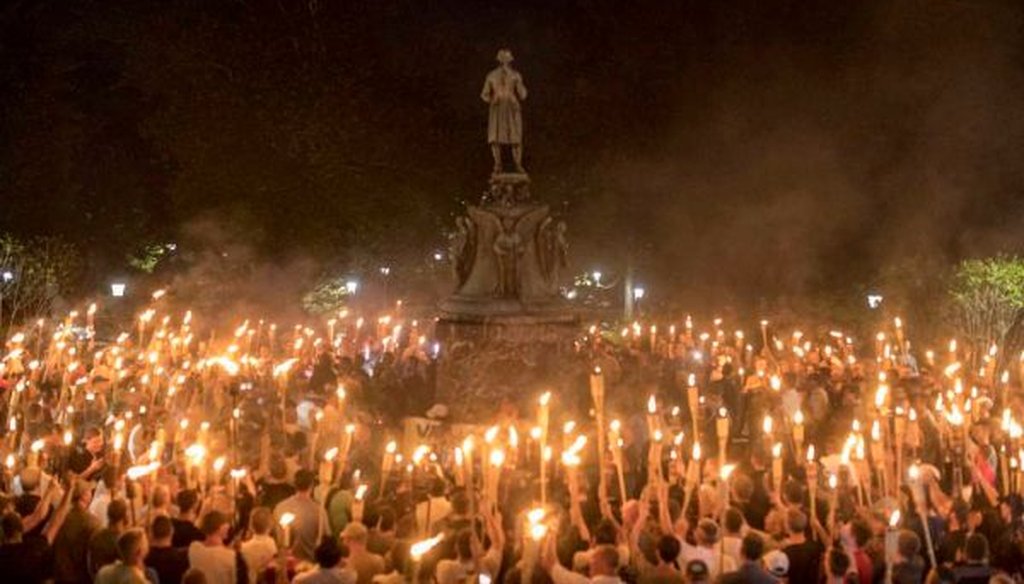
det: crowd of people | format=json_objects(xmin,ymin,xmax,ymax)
[{"xmin": 0, "ymin": 296, "xmax": 1023, "ymax": 584}]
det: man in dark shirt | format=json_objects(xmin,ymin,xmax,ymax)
[
  {"xmin": 53, "ymin": 479, "xmax": 100, "ymax": 584},
  {"xmin": 256, "ymin": 456, "xmax": 296, "ymax": 510},
  {"xmin": 0, "ymin": 511, "xmax": 54, "ymax": 583},
  {"xmin": 67, "ymin": 427, "xmax": 106, "ymax": 480},
  {"xmin": 146, "ymin": 515, "xmax": 189, "ymax": 584},
  {"xmin": 781, "ymin": 508, "xmax": 824, "ymax": 584},
  {"xmin": 88, "ymin": 498, "xmax": 129, "ymax": 577},
  {"xmin": 952, "ymin": 533, "xmax": 994, "ymax": 584},
  {"xmin": 938, "ymin": 500, "xmax": 970, "ymax": 565},
  {"xmin": 171, "ymin": 489, "xmax": 205, "ymax": 548}
]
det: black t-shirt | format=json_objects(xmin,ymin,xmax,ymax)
[
  {"xmin": 0, "ymin": 536, "xmax": 53, "ymax": 583},
  {"xmin": 783, "ymin": 539, "xmax": 825, "ymax": 584},
  {"xmin": 171, "ymin": 518, "xmax": 204, "ymax": 548},
  {"xmin": 938, "ymin": 529, "xmax": 966, "ymax": 565},
  {"xmin": 146, "ymin": 545, "xmax": 189, "ymax": 584},
  {"xmin": 257, "ymin": 480, "xmax": 295, "ymax": 511}
]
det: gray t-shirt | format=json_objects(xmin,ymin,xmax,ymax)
[{"xmin": 275, "ymin": 494, "xmax": 330, "ymax": 563}]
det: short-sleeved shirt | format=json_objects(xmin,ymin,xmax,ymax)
[{"xmin": 782, "ymin": 539, "xmax": 825, "ymax": 584}]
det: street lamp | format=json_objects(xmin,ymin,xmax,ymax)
[
  {"xmin": 110, "ymin": 283, "xmax": 127, "ymax": 297},
  {"xmin": 632, "ymin": 286, "xmax": 646, "ymax": 301},
  {"xmin": 1, "ymin": 271, "xmax": 12, "ymax": 283},
  {"xmin": 379, "ymin": 266, "xmax": 391, "ymax": 277},
  {"xmin": 345, "ymin": 280, "xmax": 359, "ymax": 294},
  {"xmin": 592, "ymin": 271, "xmax": 602, "ymax": 286}
]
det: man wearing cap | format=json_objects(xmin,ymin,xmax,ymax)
[
  {"xmin": 716, "ymin": 533, "xmax": 778, "ymax": 584},
  {"xmin": 274, "ymin": 469, "xmax": 329, "ymax": 563},
  {"xmin": 340, "ymin": 522, "xmax": 385, "ymax": 584}
]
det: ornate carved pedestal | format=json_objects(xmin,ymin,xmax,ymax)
[{"xmin": 437, "ymin": 174, "xmax": 578, "ymax": 420}]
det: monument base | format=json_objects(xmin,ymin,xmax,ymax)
[{"xmin": 435, "ymin": 311, "xmax": 578, "ymax": 421}]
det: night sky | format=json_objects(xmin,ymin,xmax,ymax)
[{"xmin": 2, "ymin": 0, "xmax": 1023, "ymax": 310}]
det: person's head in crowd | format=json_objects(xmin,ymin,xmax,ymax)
[
  {"xmin": 948, "ymin": 499, "xmax": 970, "ymax": 531},
  {"xmin": 783, "ymin": 480, "xmax": 806, "ymax": 508},
  {"xmin": 695, "ymin": 519, "xmax": 719, "ymax": 547},
  {"xmin": 763, "ymin": 549, "xmax": 789, "ymax": 578},
  {"xmin": 200, "ymin": 510, "xmax": 230, "ymax": 544},
  {"xmin": 656, "ymin": 534, "xmax": 680, "ymax": 567},
  {"xmin": 294, "ymin": 469, "xmax": 315, "ymax": 494},
  {"xmin": 314, "ymin": 537, "xmax": 344, "ymax": 569},
  {"xmin": 785, "ymin": 508, "xmax": 808, "ymax": 538},
  {"xmin": 826, "ymin": 547, "xmax": 851, "ymax": 580},
  {"xmin": 589, "ymin": 545, "xmax": 619, "ymax": 577},
  {"xmin": 84, "ymin": 426, "xmax": 104, "ymax": 454},
  {"xmin": 764, "ymin": 508, "xmax": 787, "ymax": 540},
  {"xmin": 177, "ymin": 489, "xmax": 200, "ymax": 517},
  {"xmin": 19, "ymin": 467, "xmax": 40, "ymax": 494},
  {"xmin": 962, "ymin": 532, "xmax": 988, "ymax": 564},
  {"xmin": 684, "ymin": 559, "xmax": 709, "ymax": 583},
  {"xmin": 999, "ymin": 494, "xmax": 1023, "ymax": 526},
  {"xmin": 592, "ymin": 519, "xmax": 617, "ymax": 546},
  {"xmin": 117, "ymin": 528, "xmax": 149, "ymax": 567},
  {"xmin": 731, "ymin": 474, "xmax": 754, "ymax": 505},
  {"xmin": 250, "ymin": 507, "xmax": 273, "ymax": 536},
  {"xmin": 723, "ymin": 507, "xmax": 744, "ymax": 536},
  {"xmin": 150, "ymin": 515, "xmax": 174, "ymax": 547},
  {"xmin": 341, "ymin": 521, "xmax": 369, "ymax": 551},
  {"xmin": 897, "ymin": 529, "xmax": 921, "ymax": 562},
  {"xmin": 72, "ymin": 478, "xmax": 93, "ymax": 508},
  {"xmin": 269, "ymin": 455, "xmax": 288, "ymax": 481},
  {"xmin": 851, "ymin": 519, "xmax": 872, "ymax": 549},
  {"xmin": 1, "ymin": 511, "xmax": 24, "ymax": 543},
  {"xmin": 739, "ymin": 532, "xmax": 764, "ymax": 562},
  {"xmin": 107, "ymin": 498, "xmax": 129, "ymax": 529},
  {"xmin": 150, "ymin": 484, "xmax": 170, "ymax": 511}
]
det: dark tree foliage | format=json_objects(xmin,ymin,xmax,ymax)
[{"xmin": 2, "ymin": 1, "xmax": 1024, "ymax": 313}]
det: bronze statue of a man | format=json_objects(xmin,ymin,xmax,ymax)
[{"xmin": 481, "ymin": 49, "xmax": 527, "ymax": 174}]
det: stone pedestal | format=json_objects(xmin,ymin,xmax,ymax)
[{"xmin": 437, "ymin": 173, "xmax": 578, "ymax": 420}]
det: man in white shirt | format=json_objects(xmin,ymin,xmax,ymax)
[
  {"xmin": 240, "ymin": 508, "xmax": 277, "ymax": 584},
  {"xmin": 188, "ymin": 510, "xmax": 243, "ymax": 584},
  {"xmin": 678, "ymin": 519, "xmax": 736, "ymax": 580},
  {"xmin": 415, "ymin": 480, "xmax": 452, "ymax": 534},
  {"xmin": 543, "ymin": 539, "xmax": 623, "ymax": 584}
]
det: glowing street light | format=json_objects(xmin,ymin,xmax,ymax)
[
  {"xmin": 632, "ymin": 286, "xmax": 646, "ymax": 301},
  {"xmin": 345, "ymin": 280, "xmax": 359, "ymax": 294},
  {"xmin": 1, "ymin": 271, "xmax": 12, "ymax": 283},
  {"xmin": 111, "ymin": 282, "xmax": 127, "ymax": 297},
  {"xmin": 592, "ymin": 271, "xmax": 602, "ymax": 285}
]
